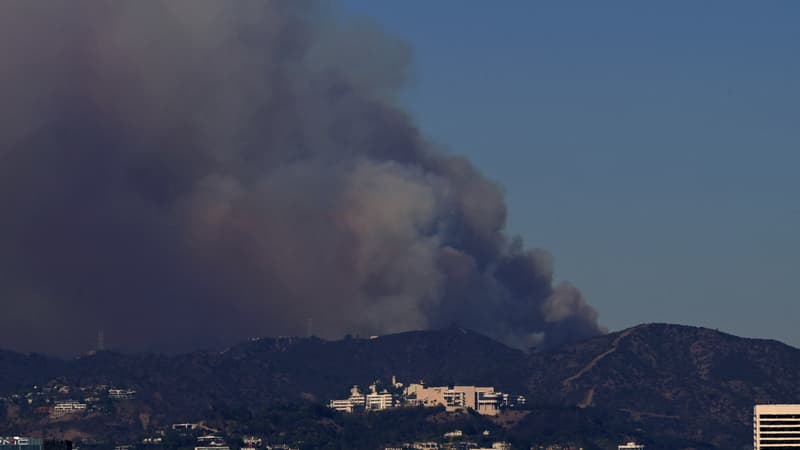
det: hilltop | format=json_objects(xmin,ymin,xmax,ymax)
[{"xmin": 1, "ymin": 324, "xmax": 799, "ymax": 449}]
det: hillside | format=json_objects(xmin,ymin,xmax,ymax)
[
  {"xmin": 523, "ymin": 324, "xmax": 800, "ymax": 449},
  {"xmin": 1, "ymin": 324, "xmax": 799, "ymax": 449}
]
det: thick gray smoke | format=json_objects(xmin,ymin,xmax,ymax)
[{"xmin": 0, "ymin": 1, "xmax": 603, "ymax": 355}]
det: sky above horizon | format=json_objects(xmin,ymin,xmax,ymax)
[{"xmin": 340, "ymin": 1, "xmax": 800, "ymax": 347}]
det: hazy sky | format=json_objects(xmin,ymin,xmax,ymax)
[{"xmin": 340, "ymin": 1, "xmax": 800, "ymax": 346}]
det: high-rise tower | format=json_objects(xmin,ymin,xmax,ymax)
[{"xmin": 754, "ymin": 404, "xmax": 800, "ymax": 449}]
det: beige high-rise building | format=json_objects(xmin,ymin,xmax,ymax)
[{"xmin": 754, "ymin": 404, "xmax": 800, "ymax": 450}]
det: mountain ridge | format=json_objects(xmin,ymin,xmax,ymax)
[{"xmin": 1, "ymin": 323, "xmax": 798, "ymax": 449}]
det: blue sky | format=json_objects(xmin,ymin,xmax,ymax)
[{"xmin": 339, "ymin": 1, "xmax": 800, "ymax": 346}]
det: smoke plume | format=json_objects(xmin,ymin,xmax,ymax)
[{"xmin": 0, "ymin": 1, "xmax": 603, "ymax": 355}]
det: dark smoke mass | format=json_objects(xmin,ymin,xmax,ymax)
[{"xmin": 0, "ymin": 1, "xmax": 603, "ymax": 356}]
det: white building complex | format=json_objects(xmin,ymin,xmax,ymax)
[
  {"xmin": 618, "ymin": 442, "xmax": 644, "ymax": 450},
  {"xmin": 329, "ymin": 384, "xmax": 395, "ymax": 413},
  {"xmin": 329, "ymin": 378, "xmax": 517, "ymax": 416},
  {"xmin": 754, "ymin": 404, "xmax": 800, "ymax": 450}
]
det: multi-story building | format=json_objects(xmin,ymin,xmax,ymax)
[
  {"xmin": 328, "ymin": 399, "xmax": 356, "ymax": 413},
  {"xmin": 51, "ymin": 402, "xmax": 87, "ymax": 417},
  {"xmin": 443, "ymin": 389, "xmax": 466, "ymax": 409},
  {"xmin": 108, "ymin": 389, "xmax": 136, "ymax": 400},
  {"xmin": 366, "ymin": 386, "xmax": 394, "ymax": 411},
  {"xmin": 329, "ymin": 383, "xmax": 396, "ymax": 412},
  {"xmin": 473, "ymin": 388, "xmax": 504, "ymax": 416},
  {"xmin": 618, "ymin": 442, "xmax": 644, "ymax": 450},
  {"xmin": 754, "ymin": 404, "xmax": 800, "ymax": 450},
  {"xmin": 329, "ymin": 385, "xmax": 368, "ymax": 413},
  {"xmin": 348, "ymin": 385, "xmax": 366, "ymax": 405},
  {"xmin": 404, "ymin": 383, "xmax": 447, "ymax": 408},
  {"xmin": 404, "ymin": 384, "xmax": 503, "ymax": 416}
]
